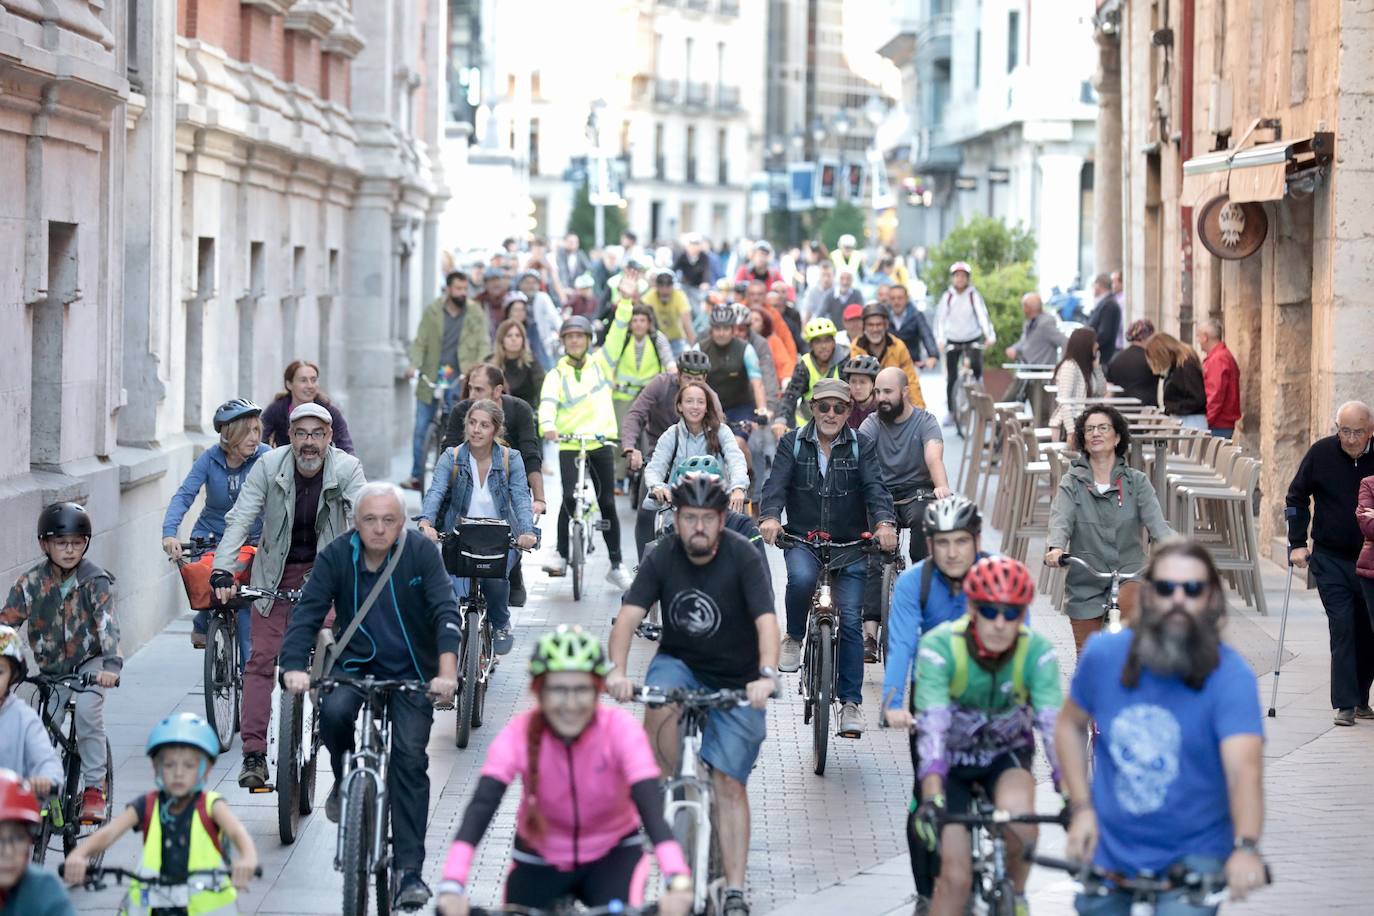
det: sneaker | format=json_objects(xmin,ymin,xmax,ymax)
[
  {"xmin": 543, "ymin": 557, "xmax": 567, "ymax": 577},
  {"xmin": 191, "ymin": 631, "xmax": 207, "ymax": 649},
  {"xmin": 493, "ymin": 626, "xmax": 514, "ymax": 656},
  {"xmin": 398, "ymin": 477, "xmax": 423, "ymax": 491},
  {"xmin": 863, "ymin": 635, "xmax": 879, "ymax": 663},
  {"xmin": 325, "ymin": 781, "xmax": 341, "ymax": 823},
  {"xmin": 79, "ymin": 787, "xmax": 106, "ymax": 823},
  {"xmin": 1356, "ymin": 705, "xmax": 1374, "ymax": 719},
  {"xmin": 238, "ymin": 753, "xmax": 268, "ymax": 789},
  {"xmin": 779, "ymin": 635, "xmax": 802, "ymax": 673},
  {"xmin": 393, "ymin": 871, "xmax": 431, "ymax": 910},
  {"xmin": 606, "ymin": 564, "xmax": 635, "ymax": 590},
  {"xmin": 721, "ymin": 888, "xmax": 750, "ymax": 916},
  {"xmin": 912, "ymin": 896, "xmax": 932, "ymax": 916},
  {"xmin": 1014, "ymin": 897, "xmax": 1030, "ymax": 916},
  {"xmin": 839, "ymin": 702, "xmax": 863, "ymax": 738},
  {"xmin": 1335, "ymin": 708, "xmax": 1357, "ymax": 726}
]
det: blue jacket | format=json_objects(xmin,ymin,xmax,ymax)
[
  {"xmin": 419, "ymin": 443, "xmax": 535, "ymax": 536},
  {"xmin": 161, "ymin": 444, "xmax": 270, "ymax": 541},
  {"xmin": 880, "ymin": 553, "xmax": 989, "ymax": 711},
  {"xmin": 0, "ymin": 865, "xmax": 74, "ymax": 916}
]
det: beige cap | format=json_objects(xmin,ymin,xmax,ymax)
[
  {"xmin": 289, "ymin": 402, "xmax": 333, "ymax": 425},
  {"xmin": 810, "ymin": 378, "xmax": 853, "ymax": 404}
]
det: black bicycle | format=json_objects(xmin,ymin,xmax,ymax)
[
  {"xmin": 61, "ymin": 862, "xmax": 261, "ymax": 910},
  {"xmin": 29, "ymin": 672, "xmax": 117, "ymax": 865},
  {"xmin": 936, "ymin": 791, "xmax": 1066, "ymax": 916},
  {"xmin": 174, "ymin": 535, "xmax": 246, "ymax": 750},
  {"xmin": 1031, "ymin": 854, "xmax": 1269, "ymax": 914}
]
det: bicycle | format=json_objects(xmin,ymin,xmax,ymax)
[
  {"xmin": 1053, "ymin": 553, "xmax": 1141, "ymax": 633},
  {"xmin": 420, "ymin": 370, "xmax": 460, "ymax": 492},
  {"xmin": 1030, "ymin": 854, "xmax": 1269, "ymax": 914},
  {"xmin": 935, "ymin": 790, "xmax": 1066, "ymax": 916},
  {"xmin": 778, "ymin": 530, "xmax": 876, "ymax": 776},
  {"xmin": 470, "ymin": 904, "xmax": 662, "ymax": 915},
  {"xmin": 60, "ymin": 862, "xmax": 262, "ymax": 910},
  {"xmin": 315, "ymin": 673, "xmax": 433, "ymax": 916},
  {"xmin": 557, "ymin": 433, "xmax": 619, "ymax": 601},
  {"xmin": 173, "ymin": 535, "xmax": 245, "ymax": 750},
  {"xmin": 945, "ymin": 341, "xmax": 984, "ymax": 438},
  {"xmin": 631, "ymin": 685, "xmax": 751, "ymax": 916},
  {"xmin": 29, "ymin": 672, "xmax": 117, "ymax": 866}
]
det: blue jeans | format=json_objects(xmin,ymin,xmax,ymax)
[
  {"xmin": 449, "ymin": 550, "xmax": 517, "ymax": 630},
  {"xmin": 410, "ymin": 398, "xmax": 439, "ymax": 481},
  {"xmin": 669, "ymin": 338, "xmax": 687, "ymax": 359},
  {"xmin": 783, "ymin": 547, "xmax": 865, "ymax": 704},
  {"xmin": 1073, "ymin": 856, "xmax": 1224, "ymax": 916}
]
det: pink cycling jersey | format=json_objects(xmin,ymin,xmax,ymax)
[{"xmin": 442, "ymin": 705, "xmax": 687, "ymax": 882}]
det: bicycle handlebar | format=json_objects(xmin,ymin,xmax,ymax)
[
  {"xmin": 313, "ymin": 674, "xmax": 432, "ymax": 695},
  {"xmin": 30, "ymin": 672, "xmax": 118, "ymax": 692},
  {"xmin": 631, "ymin": 685, "xmax": 752, "ymax": 709},
  {"xmin": 410, "ymin": 518, "xmax": 541, "ymax": 552},
  {"xmin": 1029, "ymin": 854, "xmax": 1269, "ymax": 899},
  {"xmin": 777, "ymin": 531, "xmax": 875, "ymax": 552},
  {"xmin": 59, "ymin": 863, "xmax": 263, "ymax": 888},
  {"xmin": 237, "ymin": 585, "xmax": 303, "ymax": 603},
  {"xmin": 470, "ymin": 904, "xmax": 660, "ymax": 916},
  {"xmin": 939, "ymin": 809, "xmax": 1068, "ymax": 828},
  {"xmin": 1054, "ymin": 554, "xmax": 1141, "ymax": 581}
]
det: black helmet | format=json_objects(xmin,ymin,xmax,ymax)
[
  {"xmin": 212, "ymin": 398, "xmax": 262, "ymax": 433},
  {"xmin": 670, "ymin": 472, "xmax": 729, "ymax": 511},
  {"xmin": 922, "ymin": 495, "xmax": 982, "ymax": 537},
  {"xmin": 37, "ymin": 502, "xmax": 92, "ymax": 540},
  {"xmin": 678, "ymin": 350, "xmax": 711, "ymax": 375},
  {"xmin": 841, "ymin": 355, "xmax": 881, "ymax": 379},
  {"xmin": 559, "ymin": 316, "xmax": 593, "ymax": 337},
  {"xmin": 709, "ymin": 305, "xmax": 736, "ymax": 327},
  {"xmin": 861, "ymin": 302, "xmax": 891, "ymax": 322}
]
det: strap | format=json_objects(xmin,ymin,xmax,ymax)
[
  {"xmin": 950, "ymin": 618, "xmax": 971, "ymax": 698},
  {"xmin": 1009, "ymin": 629, "xmax": 1031, "ymax": 705},
  {"xmin": 140, "ymin": 790, "xmax": 158, "ymax": 833},
  {"xmin": 324, "ymin": 528, "xmax": 409, "ymax": 676},
  {"xmin": 920, "ymin": 560, "xmax": 936, "ymax": 611},
  {"xmin": 439, "ymin": 446, "xmax": 462, "ymax": 523},
  {"xmin": 196, "ymin": 792, "xmax": 226, "ymax": 860}
]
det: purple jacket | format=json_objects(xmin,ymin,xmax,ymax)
[{"xmin": 261, "ymin": 396, "xmax": 355, "ymax": 454}]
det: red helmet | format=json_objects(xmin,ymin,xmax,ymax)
[
  {"xmin": 0, "ymin": 769, "xmax": 40, "ymax": 826},
  {"xmin": 963, "ymin": 556, "xmax": 1035, "ymax": 607}
]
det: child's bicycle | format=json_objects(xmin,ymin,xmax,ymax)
[
  {"xmin": 29, "ymin": 671, "xmax": 118, "ymax": 865},
  {"xmin": 60, "ymin": 862, "xmax": 262, "ymax": 911}
]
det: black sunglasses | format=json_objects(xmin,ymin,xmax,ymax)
[
  {"xmin": 812, "ymin": 400, "xmax": 850, "ymax": 415},
  {"xmin": 1151, "ymin": 579, "xmax": 1207, "ymax": 598},
  {"xmin": 975, "ymin": 604, "xmax": 1025, "ymax": 622}
]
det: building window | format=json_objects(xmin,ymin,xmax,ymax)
[
  {"xmin": 30, "ymin": 222, "xmax": 77, "ymax": 467},
  {"xmin": 186, "ymin": 236, "xmax": 215, "ymax": 430},
  {"xmin": 685, "ymin": 36, "xmax": 694, "ymax": 82},
  {"xmin": 716, "ymin": 40, "xmax": 726, "ymax": 87},
  {"xmin": 529, "ymin": 117, "xmax": 540, "ymax": 174},
  {"xmin": 974, "ymin": 29, "xmax": 981, "ymax": 88},
  {"xmin": 1007, "ymin": 11, "xmax": 1020, "ymax": 73},
  {"xmin": 654, "ymin": 123, "xmax": 666, "ymax": 179},
  {"xmin": 686, "ymin": 126, "xmax": 697, "ymax": 183},
  {"xmin": 717, "ymin": 128, "xmax": 728, "ymax": 184}
]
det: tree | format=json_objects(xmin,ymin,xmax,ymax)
[
  {"xmin": 816, "ymin": 200, "xmax": 866, "ymax": 251},
  {"xmin": 566, "ymin": 181, "xmax": 627, "ymax": 252}
]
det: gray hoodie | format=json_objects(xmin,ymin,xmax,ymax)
[{"xmin": 0, "ymin": 694, "xmax": 63, "ymax": 789}]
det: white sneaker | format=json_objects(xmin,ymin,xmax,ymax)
[
  {"xmin": 779, "ymin": 635, "xmax": 802, "ymax": 672},
  {"xmin": 606, "ymin": 565, "xmax": 635, "ymax": 590},
  {"xmin": 543, "ymin": 557, "xmax": 567, "ymax": 577}
]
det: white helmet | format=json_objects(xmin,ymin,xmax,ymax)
[
  {"xmin": 0, "ymin": 625, "xmax": 26, "ymax": 684},
  {"xmin": 838, "ymin": 233, "xmax": 857, "ymax": 249}
]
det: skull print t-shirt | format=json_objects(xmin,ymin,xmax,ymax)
[
  {"xmin": 624, "ymin": 528, "xmax": 775, "ymax": 689},
  {"xmin": 1069, "ymin": 629, "xmax": 1263, "ymax": 876}
]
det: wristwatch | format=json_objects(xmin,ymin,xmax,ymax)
[
  {"xmin": 666, "ymin": 874, "xmax": 693, "ymax": 894},
  {"xmin": 759, "ymin": 666, "xmax": 780, "ymax": 681},
  {"xmin": 1234, "ymin": 836, "xmax": 1261, "ymax": 855}
]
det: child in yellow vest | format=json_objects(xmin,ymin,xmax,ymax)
[{"xmin": 64, "ymin": 713, "xmax": 257, "ymax": 914}]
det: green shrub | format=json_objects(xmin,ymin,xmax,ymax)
[{"xmin": 567, "ymin": 181, "xmax": 627, "ymax": 252}]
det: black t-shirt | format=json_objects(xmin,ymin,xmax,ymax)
[
  {"xmin": 624, "ymin": 529, "xmax": 775, "ymax": 688},
  {"xmin": 127, "ymin": 792, "xmax": 199, "ymax": 885},
  {"xmin": 287, "ymin": 468, "xmax": 324, "ymax": 563}
]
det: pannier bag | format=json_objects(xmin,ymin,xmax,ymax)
[{"xmin": 443, "ymin": 517, "xmax": 511, "ymax": 579}]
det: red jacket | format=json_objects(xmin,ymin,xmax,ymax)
[
  {"xmin": 1201, "ymin": 340, "xmax": 1241, "ymax": 429},
  {"xmin": 1358, "ymin": 476, "xmax": 1374, "ymax": 579}
]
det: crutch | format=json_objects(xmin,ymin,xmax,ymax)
[{"xmin": 1267, "ymin": 560, "xmax": 1296, "ymax": 718}]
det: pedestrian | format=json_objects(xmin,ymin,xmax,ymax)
[
  {"xmin": 1086, "ymin": 272, "xmax": 1123, "ymax": 366},
  {"xmin": 555, "ymin": 232, "xmax": 591, "ymax": 293},
  {"xmin": 485, "ymin": 318, "xmax": 545, "ymax": 412},
  {"xmin": 1287, "ymin": 401, "xmax": 1374, "ymax": 726},
  {"xmin": 1144, "ymin": 333, "xmax": 1207, "ymax": 429},
  {"xmin": 933, "ymin": 262, "xmax": 994, "ymax": 425},
  {"xmin": 1105, "ymin": 319, "xmax": 1158, "ymax": 407},
  {"xmin": 1003, "ymin": 293, "xmax": 1066, "ymax": 366},
  {"xmin": 830, "ymin": 233, "xmax": 865, "ymax": 281},
  {"xmin": 1195, "ymin": 318, "xmax": 1241, "ymax": 438},
  {"xmin": 260, "ymin": 359, "xmax": 356, "ymax": 454},
  {"xmin": 1049, "ymin": 328, "xmax": 1107, "ymax": 443},
  {"xmin": 514, "ymin": 270, "xmax": 562, "ymax": 369},
  {"xmin": 734, "ymin": 240, "xmax": 783, "ymax": 287}
]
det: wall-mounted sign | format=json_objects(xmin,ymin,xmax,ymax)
[
  {"xmin": 1196, "ymin": 194, "xmax": 1268, "ymax": 260},
  {"xmin": 787, "ymin": 163, "xmax": 815, "ymax": 211},
  {"xmin": 954, "ymin": 175, "xmax": 979, "ymax": 191},
  {"xmin": 988, "ymin": 167, "xmax": 1011, "ymax": 183},
  {"xmin": 842, "ymin": 161, "xmax": 865, "ymax": 202}
]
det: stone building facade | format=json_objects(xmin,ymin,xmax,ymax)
[{"xmin": 1, "ymin": 0, "xmax": 446, "ymax": 651}]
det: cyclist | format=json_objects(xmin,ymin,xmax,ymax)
[
  {"xmin": 772, "ymin": 317, "xmax": 850, "ymax": 437},
  {"xmin": 699, "ymin": 305, "xmax": 768, "ymax": 428},
  {"xmin": 161, "ymin": 398, "xmax": 268, "ymax": 650},
  {"xmin": 2, "ymin": 502, "xmax": 120, "ymax": 823},
  {"xmin": 849, "ymin": 303, "xmax": 927, "ymax": 409},
  {"xmin": 1057, "ymin": 541, "xmax": 1267, "ymax": 914},
  {"xmin": 830, "ymin": 233, "xmax": 865, "ymax": 281},
  {"xmin": 644, "ymin": 268, "xmax": 697, "ymax": 357},
  {"xmin": 280, "ymin": 482, "xmax": 459, "ymax": 911},
  {"xmin": 538, "ymin": 304, "xmax": 635, "ymax": 588},
  {"xmin": 63, "ymin": 713, "xmax": 258, "ymax": 904},
  {"xmin": 607, "ymin": 473, "xmax": 780, "ymax": 916},
  {"xmin": 435, "ymin": 627, "xmax": 692, "ymax": 916},
  {"xmin": 612, "ymin": 304, "xmax": 677, "ymax": 490},
  {"xmin": 933, "ymin": 263, "xmax": 995, "ymax": 426},
  {"xmin": 911, "ymin": 557, "xmax": 1061, "ymax": 916},
  {"xmin": 841, "ymin": 355, "xmax": 881, "ymax": 428},
  {"xmin": 0, "ymin": 626, "xmax": 61, "ymax": 798},
  {"xmin": 648, "ymin": 456, "xmax": 766, "ymax": 565},
  {"xmin": 643, "ymin": 379, "xmax": 749, "ymax": 514},
  {"xmin": 0, "ymin": 769, "xmax": 73, "ymax": 915},
  {"xmin": 759, "ymin": 378, "xmax": 897, "ymax": 737},
  {"xmin": 621, "ymin": 348, "xmax": 719, "ymax": 474}
]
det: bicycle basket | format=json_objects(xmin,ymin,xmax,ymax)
[
  {"xmin": 178, "ymin": 546, "xmax": 256, "ymax": 610},
  {"xmin": 443, "ymin": 518, "xmax": 510, "ymax": 579}
]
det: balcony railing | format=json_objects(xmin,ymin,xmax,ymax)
[
  {"xmin": 686, "ymin": 158, "xmax": 698, "ymax": 183},
  {"xmin": 685, "ymin": 81, "xmax": 709, "ymax": 107},
  {"xmin": 654, "ymin": 78, "xmax": 680, "ymax": 103},
  {"xmin": 716, "ymin": 84, "xmax": 740, "ymax": 111}
]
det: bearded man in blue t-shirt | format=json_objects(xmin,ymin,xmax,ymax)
[{"xmin": 1056, "ymin": 541, "xmax": 1268, "ymax": 915}]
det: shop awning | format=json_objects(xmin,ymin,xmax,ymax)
[{"xmin": 1181, "ymin": 134, "xmax": 1334, "ymax": 206}]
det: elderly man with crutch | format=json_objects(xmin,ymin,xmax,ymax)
[{"xmin": 1284, "ymin": 401, "xmax": 1374, "ymax": 726}]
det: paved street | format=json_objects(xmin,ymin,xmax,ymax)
[{"xmin": 47, "ymin": 373, "xmax": 1374, "ymax": 915}]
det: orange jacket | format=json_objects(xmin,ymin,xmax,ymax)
[{"xmin": 851, "ymin": 333, "xmax": 926, "ymax": 409}]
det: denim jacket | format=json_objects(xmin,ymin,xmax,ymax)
[
  {"xmin": 420, "ymin": 443, "xmax": 535, "ymax": 536},
  {"xmin": 760, "ymin": 422, "xmax": 894, "ymax": 547}
]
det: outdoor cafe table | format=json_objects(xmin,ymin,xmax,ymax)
[{"xmin": 1126, "ymin": 428, "xmax": 1201, "ymax": 502}]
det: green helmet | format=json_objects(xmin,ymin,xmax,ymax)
[
  {"xmin": 529, "ymin": 625, "xmax": 613, "ymax": 678},
  {"xmin": 669, "ymin": 454, "xmax": 724, "ymax": 486}
]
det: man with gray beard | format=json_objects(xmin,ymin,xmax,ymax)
[
  {"xmin": 1055, "ymin": 542, "xmax": 1268, "ymax": 913},
  {"xmin": 211, "ymin": 402, "xmax": 366, "ymax": 788}
]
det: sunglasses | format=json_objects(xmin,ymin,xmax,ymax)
[
  {"xmin": 975, "ymin": 604, "xmax": 1025, "ymax": 622},
  {"xmin": 812, "ymin": 400, "xmax": 850, "ymax": 416},
  {"xmin": 1151, "ymin": 579, "xmax": 1207, "ymax": 598}
]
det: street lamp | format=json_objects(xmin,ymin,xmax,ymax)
[
  {"xmin": 834, "ymin": 112, "xmax": 851, "ymax": 136},
  {"xmin": 586, "ymin": 98, "xmax": 608, "ymax": 248}
]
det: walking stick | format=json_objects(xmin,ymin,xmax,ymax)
[{"xmin": 1267, "ymin": 562, "xmax": 1296, "ymax": 718}]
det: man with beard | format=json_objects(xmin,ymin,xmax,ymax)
[
  {"xmin": 849, "ymin": 303, "xmax": 927, "ymax": 409},
  {"xmin": 1056, "ymin": 541, "xmax": 1268, "ymax": 913},
  {"xmin": 607, "ymin": 473, "xmax": 779, "ymax": 916},
  {"xmin": 211, "ymin": 403, "xmax": 366, "ymax": 789}
]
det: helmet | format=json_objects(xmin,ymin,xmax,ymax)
[
  {"xmin": 922, "ymin": 495, "xmax": 983, "ymax": 537},
  {"xmin": 559, "ymin": 316, "xmax": 593, "ymax": 338},
  {"xmin": 0, "ymin": 625, "xmax": 26, "ymax": 685},
  {"xmin": 678, "ymin": 350, "xmax": 711, "ymax": 375},
  {"xmin": 516, "ymin": 269, "xmax": 542, "ymax": 287},
  {"xmin": 504, "ymin": 291, "xmax": 530, "ymax": 306},
  {"xmin": 529, "ymin": 625, "xmax": 613, "ymax": 677},
  {"xmin": 731, "ymin": 304, "xmax": 752, "ymax": 326},
  {"xmin": 861, "ymin": 302, "xmax": 890, "ymax": 322},
  {"xmin": 0, "ymin": 769, "xmax": 40, "ymax": 826},
  {"xmin": 709, "ymin": 305, "xmax": 736, "ymax": 327},
  {"xmin": 670, "ymin": 472, "xmax": 730, "ymax": 511},
  {"xmin": 949, "ymin": 261, "xmax": 972, "ymax": 276},
  {"xmin": 841, "ymin": 355, "xmax": 881, "ymax": 379},
  {"xmin": 625, "ymin": 256, "xmax": 649, "ymax": 272},
  {"xmin": 803, "ymin": 317, "xmax": 839, "ymax": 342},
  {"xmin": 212, "ymin": 397, "xmax": 262, "ymax": 433},
  {"xmin": 654, "ymin": 269, "xmax": 676, "ymax": 284},
  {"xmin": 146, "ymin": 712, "xmax": 221, "ymax": 762},
  {"xmin": 37, "ymin": 502, "xmax": 92, "ymax": 541},
  {"xmin": 963, "ymin": 556, "xmax": 1035, "ymax": 607},
  {"xmin": 669, "ymin": 454, "xmax": 724, "ymax": 486},
  {"xmin": 838, "ymin": 233, "xmax": 857, "ymax": 248},
  {"xmin": 574, "ymin": 273, "xmax": 596, "ymax": 290},
  {"xmin": 754, "ymin": 240, "xmax": 773, "ymax": 255}
]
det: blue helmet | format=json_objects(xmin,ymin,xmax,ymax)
[{"xmin": 146, "ymin": 712, "xmax": 221, "ymax": 762}]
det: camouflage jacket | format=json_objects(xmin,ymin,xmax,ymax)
[{"xmin": 1, "ymin": 559, "xmax": 122, "ymax": 675}]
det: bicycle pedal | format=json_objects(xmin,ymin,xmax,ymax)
[
  {"xmin": 248, "ymin": 785, "xmax": 274, "ymax": 794},
  {"xmin": 594, "ymin": 519, "xmax": 612, "ymax": 531}
]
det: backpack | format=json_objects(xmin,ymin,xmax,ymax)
[
  {"xmin": 947, "ymin": 617, "xmax": 1032, "ymax": 705},
  {"xmin": 140, "ymin": 790, "xmax": 225, "ymax": 860}
]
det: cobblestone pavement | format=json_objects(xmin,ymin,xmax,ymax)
[{"xmin": 48, "ymin": 372, "xmax": 1374, "ymax": 914}]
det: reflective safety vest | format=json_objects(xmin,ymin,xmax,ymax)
[
  {"xmin": 124, "ymin": 791, "xmax": 236, "ymax": 915},
  {"xmin": 793, "ymin": 352, "xmax": 844, "ymax": 425},
  {"xmin": 831, "ymin": 248, "xmax": 865, "ymax": 279},
  {"xmin": 612, "ymin": 334, "xmax": 664, "ymax": 401},
  {"xmin": 947, "ymin": 617, "xmax": 1032, "ymax": 706},
  {"xmin": 539, "ymin": 301, "xmax": 631, "ymax": 449}
]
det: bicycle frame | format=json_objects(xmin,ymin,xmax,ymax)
[
  {"xmin": 1058, "ymin": 554, "xmax": 1141, "ymax": 632},
  {"xmin": 30, "ymin": 672, "xmax": 113, "ymax": 864},
  {"xmin": 941, "ymin": 798, "xmax": 1064, "ymax": 913},
  {"xmin": 336, "ymin": 694, "xmax": 391, "ymax": 875}
]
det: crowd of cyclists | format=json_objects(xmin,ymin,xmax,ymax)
[{"xmin": 0, "ymin": 234, "xmax": 1274, "ymax": 916}]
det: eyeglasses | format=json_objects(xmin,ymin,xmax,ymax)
[
  {"xmin": 1338, "ymin": 427, "xmax": 1370, "ymax": 439},
  {"xmin": 291, "ymin": 428, "xmax": 329, "ymax": 441},
  {"xmin": 812, "ymin": 400, "xmax": 850, "ymax": 416},
  {"xmin": 0, "ymin": 831, "xmax": 32, "ymax": 853},
  {"xmin": 975, "ymin": 604, "xmax": 1025, "ymax": 622},
  {"xmin": 541, "ymin": 684, "xmax": 597, "ymax": 702},
  {"xmin": 1083, "ymin": 424, "xmax": 1114, "ymax": 435},
  {"xmin": 47, "ymin": 537, "xmax": 87, "ymax": 551},
  {"xmin": 1151, "ymin": 579, "xmax": 1207, "ymax": 598}
]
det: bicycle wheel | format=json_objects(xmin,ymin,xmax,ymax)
[
  {"xmin": 276, "ymin": 692, "xmax": 303, "ymax": 844},
  {"xmin": 375, "ymin": 801, "xmax": 392, "ymax": 916},
  {"xmin": 298, "ymin": 699, "xmax": 319, "ymax": 816},
  {"xmin": 455, "ymin": 609, "xmax": 480, "ymax": 748},
  {"xmin": 421, "ymin": 419, "xmax": 440, "ymax": 493},
  {"xmin": 341, "ymin": 777, "xmax": 375, "ymax": 916},
  {"xmin": 879, "ymin": 562, "xmax": 898, "ymax": 663},
  {"xmin": 571, "ymin": 522, "xmax": 585, "ymax": 601},
  {"xmin": 812, "ymin": 621, "xmax": 833, "ymax": 776},
  {"xmin": 471, "ymin": 618, "xmax": 491, "ymax": 729},
  {"xmin": 952, "ymin": 378, "xmax": 971, "ymax": 438},
  {"xmin": 993, "ymin": 877, "xmax": 1017, "ymax": 916},
  {"xmin": 203, "ymin": 613, "xmax": 237, "ymax": 751}
]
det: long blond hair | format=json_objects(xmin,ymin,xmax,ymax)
[
  {"xmin": 490, "ymin": 318, "xmax": 534, "ymax": 368},
  {"xmin": 220, "ymin": 415, "xmax": 262, "ymax": 453},
  {"xmin": 1144, "ymin": 333, "xmax": 1201, "ymax": 375}
]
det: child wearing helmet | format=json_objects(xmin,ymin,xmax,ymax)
[
  {"xmin": 0, "ymin": 769, "xmax": 73, "ymax": 915},
  {"xmin": 0, "ymin": 626, "xmax": 62, "ymax": 800},
  {"xmin": 435, "ymin": 626, "xmax": 691, "ymax": 916},
  {"xmin": 63, "ymin": 713, "xmax": 258, "ymax": 904},
  {"xmin": 772, "ymin": 317, "xmax": 851, "ymax": 437},
  {"xmin": 2, "ymin": 503, "xmax": 121, "ymax": 823}
]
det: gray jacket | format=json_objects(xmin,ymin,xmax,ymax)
[
  {"xmin": 1046, "ymin": 455, "xmax": 1174, "ymax": 619},
  {"xmin": 1008, "ymin": 312, "xmax": 1067, "ymax": 366},
  {"xmin": 644, "ymin": 421, "xmax": 750, "ymax": 493},
  {"xmin": 214, "ymin": 445, "xmax": 367, "ymax": 613}
]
